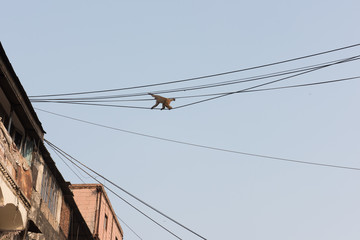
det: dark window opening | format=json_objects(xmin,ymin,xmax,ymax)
[
  {"xmin": 22, "ymin": 138, "xmax": 34, "ymax": 165},
  {"xmin": 0, "ymin": 104, "xmax": 8, "ymax": 126},
  {"xmin": 13, "ymin": 131, "xmax": 23, "ymax": 149},
  {"xmin": 104, "ymin": 214, "xmax": 108, "ymax": 230},
  {"xmin": 41, "ymin": 167, "xmax": 59, "ymax": 216}
]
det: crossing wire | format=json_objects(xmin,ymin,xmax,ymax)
[
  {"xmin": 46, "ymin": 140, "xmax": 207, "ymax": 240},
  {"xmin": 46, "ymin": 141, "xmax": 184, "ymax": 240},
  {"xmin": 30, "ymin": 76, "xmax": 360, "ymax": 106},
  {"xmin": 50, "ymin": 147, "xmax": 144, "ymax": 240},
  {"xmin": 29, "ymin": 43, "xmax": 360, "ymax": 98},
  {"xmin": 174, "ymin": 55, "xmax": 360, "ymax": 109},
  {"xmin": 29, "ymin": 55, "xmax": 360, "ymax": 103}
]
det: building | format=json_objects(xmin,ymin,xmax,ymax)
[
  {"xmin": 0, "ymin": 42, "xmax": 94, "ymax": 240},
  {"xmin": 70, "ymin": 184, "xmax": 124, "ymax": 240}
]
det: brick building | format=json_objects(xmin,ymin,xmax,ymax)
[
  {"xmin": 70, "ymin": 184, "xmax": 124, "ymax": 240},
  {"xmin": 0, "ymin": 42, "xmax": 94, "ymax": 240}
]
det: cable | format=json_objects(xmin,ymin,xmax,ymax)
[
  {"xmin": 37, "ymin": 108, "xmax": 360, "ymax": 171},
  {"xmin": 29, "ymin": 60, "xmax": 338, "ymax": 101},
  {"xmin": 115, "ymin": 213, "xmax": 144, "ymax": 240},
  {"xmin": 29, "ymin": 42, "xmax": 360, "ymax": 98},
  {"xmin": 30, "ymin": 76, "xmax": 360, "ymax": 106},
  {"xmin": 52, "ymin": 148, "xmax": 144, "ymax": 240},
  {"xmin": 29, "ymin": 56, "xmax": 360, "ymax": 102},
  {"xmin": 51, "ymin": 148, "xmax": 85, "ymax": 183},
  {"xmin": 32, "ymin": 58, "xmax": 360, "ymax": 110},
  {"xmin": 33, "ymin": 102, "xmax": 156, "ymax": 110},
  {"xmin": 46, "ymin": 139, "xmax": 208, "ymax": 240},
  {"xmin": 46, "ymin": 141, "xmax": 185, "ymax": 240},
  {"xmin": 174, "ymin": 55, "xmax": 360, "ymax": 109}
]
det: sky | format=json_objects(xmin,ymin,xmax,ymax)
[{"xmin": 1, "ymin": 1, "xmax": 360, "ymax": 239}]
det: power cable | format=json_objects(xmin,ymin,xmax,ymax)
[
  {"xmin": 174, "ymin": 55, "xmax": 360, "ymax": 109},
  {"xmin": 50, "ymin": 146, "xmax": 145, "ymax": 240},
  {"xmin": 28, "ymin": 60, "xmax": 339, "ymax": 101},
  {"xmin": 51, "ymin": 147, "xmax": 85, "ymax": 183},
  {"xmin": 115, "ymin": 213, "xmax": 144, "ymax": 240},
  {"xmin": 46, "ymin": 139, "xmax": 208, "ymax": 240},
  {"xmin": 31, "ymin": 59, "xmax": 360, "ymax": 110},
  {"xmin": 46, "ymin": 141, "xmax": 185, "ymax": 240},
  {"xmin": 30, "ymin": 76, "xmax": 360, "ymax": 107},
  {"xmin": 29, "ymin": 56, "xmax": 360, "ymax": 102},
  {"xmin": 37, "ymin": 108, "xmax": 360, "ymax": 171},
  {"xmin": 33, "ymin": 102, "xmax": 156, "ymax": 110},
  {"xmin": 29, "ymin": 43, "xmax": 360, "ymax": 98}
]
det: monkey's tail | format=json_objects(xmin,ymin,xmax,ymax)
[{"xmin": 148, "ymin": 93, "xmax": 155, "ymax": 97}]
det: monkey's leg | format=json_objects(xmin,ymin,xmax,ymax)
[{"xmin": 151, "ymin": 102, "xmax": 159, "ymax": 109}]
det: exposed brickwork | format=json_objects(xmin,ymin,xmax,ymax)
[
  {"xmin": 71, "ymin": 188, "xmax": 98, "ymax": 232},
  {"xmin": 59, "ymin": 200, "xmax": 70, "ymax": 238},
  {"xmin": 70, "ymin": 184, "xmax": 123, "ymax": 240}
]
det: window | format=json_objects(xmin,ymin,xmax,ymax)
[
  {"xmin": 22, "ymin": 138, "xmax": 34, "ymax": 166},
  {"xmin": 13, "ymin": 130, "xmax": 23, "ymax": 150},
  {"xmin": 48, "ymin": 180, "xmax": 58, "ymax": 214},
  {"xmin": 104, "ymin": 214, "xmax": 108, "ymax": 230},
  {"xmin": 41, "ymin": 167, "xmax": 59, "ymax": 216},
  {"xmin": 41, "ymin": 167, "xmax": 49, "ymax": 202},
  {"xmin": 0, "ymin": 104, "xmax": 8, "ymax": 126}
]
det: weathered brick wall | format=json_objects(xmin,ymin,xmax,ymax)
[
  {"xmin": 59, "ymin": 200, "xmax": 70, "ymax": 238},
  {"xmin": 71, "ymin": 188, "xmax": 98, "ymax": 233},
  {"xmin": 0, "ymin": 121, "xmax": 32, "ymax": 202},
  {"xmin": 99, "ymin": 195, "xmax": 123, "ymax": 240}
]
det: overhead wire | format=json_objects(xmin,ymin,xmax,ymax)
[
  {"xmin": 37, "ymin": 108, "xmax": 360, "ymax": 171},
  {"xmin": 115, "ymin": 213, "xmax": 144, "ymax": 240},
  {"xmin": 29, "ymin": 57, "xmax": 360, "ymax": 110},
  {"xmin": 46, "ymin": 141, "xmax": 184, "ymax": 240},
  {"xmin": 50, "ymin": 144, "xmax": 143, "ymax": 240},
  {"xmin": 45, "ymin": 139, "xmax": 207, "ymax": 240},
  {"xmin": 29, "ymin": 60, "xmax": 338, "ymax": 101},
  {"xmin": 51, "ymin": 147, "xmax": 85, "ymax": 183},
  {"xmin": 29, "ymin": 42, "xmax": 360, "ymax": 98},
  {"xmin": 29, "ymin": 55, "xmax": 360, "ymax": 102},
  {"xmin": 30, "ymin": 76, "xmax": 360, "ymax": 107},
  {"xmin": 174, "ymin": 54, "xmax": 360, "ymax": 109},
  {"xmin": 31, "ymin": 62, "xmax": 360, "ymax": 110}
]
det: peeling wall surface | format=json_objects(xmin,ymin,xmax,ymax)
[
  {"xmin": 0, "ymin": 43, "xmax": 94, "ymax": 240},
  {"xmin": 0, "ymin": 121, "xmax": 31, "ymax": 232},
  {"xmin": 0, "ymin": 121, "xmax": 32, "ymax": 202}
]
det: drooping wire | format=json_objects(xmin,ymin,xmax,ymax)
[
  {"xmin": 46, "ymin": 140, "xmax": 208, "ymax": 240},
  {"xmin": 30, "ymin": 76, "xmax": 360, "ymax": 106},
  {"xmin": 50, "ymin": 143, "xmax": 145, "ymax": 240},
  {"xmin": 29, "ymin": 55, "xmax": 360, "ymax": 102},
  {"xmin": 37, "ymin": 108, "xmax": 360, "ymax": 171},
  {"xmin": 175, "ymin": 55, "xmax": 360, "ymax": 109},
  {"xmin": 46, "ymin": 140, "xmax": 185, "ymax": 240},
  {"xmin": 29, "ymin": 60, "xmax": 337, "ymax": 101},
  {"xmin": 29, "ymin": 42, "xmax": 360, "ymax": 98},
  {"xmin": 51, "ymin": 147, "xmax": 85, "ymax": 183},
  {"xmin": 115, "ymin": 213, "xmax": 144, "ymax": 240},
  {"xmin": 33, "ymin": 102, "xmax": 156, "ymax": 110}
]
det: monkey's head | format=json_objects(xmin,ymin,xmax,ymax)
[{"xmin": 170, "ymin": 98, "xmax": 175, "ymax": 102}]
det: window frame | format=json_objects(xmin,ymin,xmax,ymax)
[{"xmin": 41, "ymin": 166, "xmax": 59, "ymax": 217}]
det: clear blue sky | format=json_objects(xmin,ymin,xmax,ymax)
[{"xmin": 2, "ymin": 1, "xmax": 360, "ymax": 239}]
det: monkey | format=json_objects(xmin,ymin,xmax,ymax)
[{"xmin": 148, "ymin": 93, "xmax": 175, "ymax": 110}]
